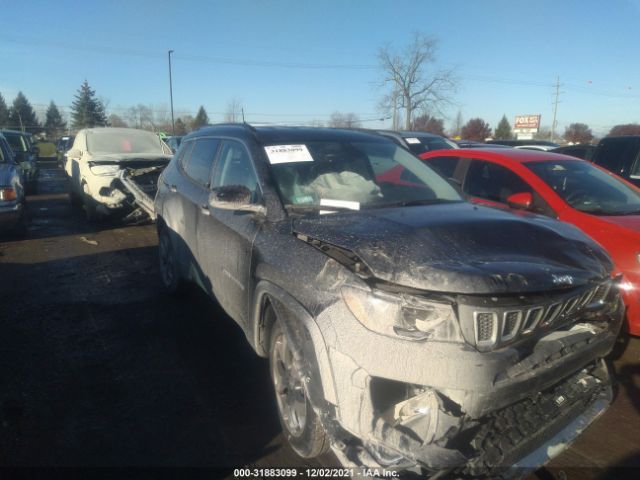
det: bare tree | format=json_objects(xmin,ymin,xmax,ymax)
[
  {"xmin": 378, "ymin": 33, "xmax": 458, "ymax": 130},
  {"xmin": 107, "ymin": 113, "xmax": 128, "ymax": 128},
  {"xmin": 328, "ymin": 111, "xmax": 361, "ymax": 128},
  {"xmin": 450, "ymin": 110, "xmax": 464, "ymax": 138},
  {"xmin": 461, "ymin": 118, "xmax": 492, "ymax": 141},
  {"xmin": 564, "ymin": 123, "xmax": 593, "ymax": 144},
  {"xmin": 123, "ymin": 104, "xmax": 172, "ymax": 131},
  {"xmin": 411, "ymin": 114, "xmax": 445, "ymax": 135},
  {"xmin": 224, "ymin": 98, "xmax": 244, "ymax": 122},
  {"xmin": 608, "ymin": 124, "xmax": 640, "ymax": 136}
]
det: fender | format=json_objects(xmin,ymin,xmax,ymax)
[{"xmin": 251, "ymin": 280, "xmax": 338, "ymax": 406}]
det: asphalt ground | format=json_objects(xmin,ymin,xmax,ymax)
[{"xmin": 0, "ymin": 160, "xmax": 638, "ymax": 479}]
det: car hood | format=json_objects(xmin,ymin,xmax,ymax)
[
  {"xmin": 598, "ymin": 214, "xmax": 640, "ymax": 232},
  {"xmin": 292, "ymin": 202, "xmax": 612, "ymax": 294},
  {"xmin": 87, "ymin": 153, "xmax": 172, "ymax": 165}
]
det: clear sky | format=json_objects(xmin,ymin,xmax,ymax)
[{"xmin": 2, "ymin": 0, "xmax": 640, "ymax": 136}]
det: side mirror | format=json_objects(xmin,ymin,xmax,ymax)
[
  {"xmin": 209, "ymin": 185, "xmax": 265, "ymax": 214},
  {"xmin": 67, "ymin": 149, "xmax": 82, "ymax": 159},
  {"xmin": 507, "ymin": 192, "xmax": 533, "ymax": 210}
]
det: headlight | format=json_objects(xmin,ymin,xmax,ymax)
[
  {"xmin": 0, "ymin": 187, "xmax": 17, "ymax": 201},
  {"xmin": 341, "ymin": 285, "xmax": 461, "ymax": 342},
  {"xmin": 90, "ymin": 165, "xmax": 120, "ymax": 176}
]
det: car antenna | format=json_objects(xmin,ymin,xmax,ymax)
[{"xmin": 242, "ymin": 108, "xmax": 245, "ymax": 123}]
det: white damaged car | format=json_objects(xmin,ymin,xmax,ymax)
[{"xmin": 65, "ymin": 127, "xmax": 172, "ymax": 221}]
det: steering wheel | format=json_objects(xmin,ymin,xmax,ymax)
[{"xmin": 565, "ymin": 189, "xmax": 591, "ymax": 206}]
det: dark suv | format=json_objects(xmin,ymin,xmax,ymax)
[
  {"xmin": 591, "ymin": 136, "xmax": 640, "ymax": 187},
  {"xmin": 154, "ymin": 125, "xmax": 622, "ymax": 476},
  {"xmin": 374, "ymin": 130, "xmax": 459, "ymax": 156}
]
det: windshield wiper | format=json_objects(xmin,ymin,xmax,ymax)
[
  {"xmin": 285, "ymin": 204, "xmax": 357, "ymax": 213},
  {"xmin": 368, "ymin": 198, "xmax": 459, "ymax": 209},
  {"xmin": 601, "ymin": 209, "xmax": 640, "ymax": 216}
]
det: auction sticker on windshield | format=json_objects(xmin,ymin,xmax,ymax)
[
  {"xmin": 264, "ymin": 144, "xmax": 314, "ymax": 164},
  {"xmin": 405, "ymin": 137, "xmax": 421, "ymax": 144}
]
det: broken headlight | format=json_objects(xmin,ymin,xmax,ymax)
[
  {"xmin": 342, "ymin": 285, "xmax": 461, "ymax": 342},
  {"xmin": 90, "ymin": 164, "xmax": 120, "ymax": 176}
]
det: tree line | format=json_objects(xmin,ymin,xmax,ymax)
[
  {"xmin": 0, "ymin": 80, "xmax": 212, "ymax": 139},
  {"xmin": 3, "ymin": 35, "xmax": 640, "ymax": 144}
]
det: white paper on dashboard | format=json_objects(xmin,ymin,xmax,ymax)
[{"xmin": 264, "ymin": 145, "xmax": 314, "ymax": 164}]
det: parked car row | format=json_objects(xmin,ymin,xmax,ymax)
[
  {"xmin": 0, "ymin": 132, "xmax": 27, "ymax": 237},
  {"xmin": 49, "ymin": 124, "xmax": 630, "ymax": 476},
  {"xmin": 0, "ymin": 129, "xmax": 38, "ymax": 193}
]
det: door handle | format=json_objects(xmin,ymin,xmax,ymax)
[{"xmin": 200, "ymin": 204, "xmax": 210, "ymax": 216}]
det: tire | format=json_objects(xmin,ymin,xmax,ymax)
[
  {"xmin": 11, "ymin": 209, "xmax": 28, "ymax": 238},
  {"xmin": 157, "ymin": 225, "xmax": 185, "ymax": 295},
  {"xmin": 82, "ymin": 183, "xmax": 99, "ymax": 222},
  {"xmin": 269, "ymin": 318, "xmax": 329, "ymax": 458}
]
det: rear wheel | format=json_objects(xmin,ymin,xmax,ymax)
[
  {"xmin": 269, "ymin": 318, "xmax": 329, "ymax": 458},
  {"xmin": 158, "ymin": 225, "xmax": 185, "ymax": 295}
]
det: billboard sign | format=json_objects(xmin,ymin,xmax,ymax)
[{"xmin": 514, "ymin": 114, "xmax": 541, "ymax": 133}]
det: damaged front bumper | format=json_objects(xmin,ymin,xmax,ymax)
[
  {"xmin": 304, "ymin": 291, "xmax": 623, "ymax": 477},
  {"xmin": 114, "ymin": 167, "xmax": 160, "ymax": 220}
]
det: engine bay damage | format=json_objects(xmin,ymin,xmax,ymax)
[
  {"xmin": 110, "ymin": 164, "xmax": 167, "ymax": 220},
  {"xmin": 279, "ymin": 247, "xmax": 623, "ymax": 478}
]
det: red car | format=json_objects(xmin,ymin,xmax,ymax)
[{"xmin": 391, "ymin": 148, "xmax": 640, "ymax": 336}]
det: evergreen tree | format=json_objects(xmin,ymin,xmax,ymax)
[
  {"xmin": 8, "ymin": 92, "xmax": 40, "ymax": 133},
  {"xmin": 174, "ymin": 118, "xmax": 187, "ymax": 135},
  {"xmin": 44, "ymin": 101, "xmax": 67, "ymax": 139},
  {"xmin": 70, "ymin": 80, "xmax": 108, "ymax": 129},
  {"xmin": 0, "ymin": 93, "xmax": 9, "ymax": 129},
  {"xmin": 191, "ymin": 106, "xmax": 209, "ymax": 130},
  {"xmin": 494, "ymin": 115, "xmax": 513, "ymax": 140}
]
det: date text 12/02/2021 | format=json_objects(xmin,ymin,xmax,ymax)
[{"xmin": 233, "ymin": 468, "xmax": 400, "ymax": 478}]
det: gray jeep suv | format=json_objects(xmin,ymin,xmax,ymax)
[{"xmin": 154, "ymin": 125, "xmax": 622, "ymax": 477}]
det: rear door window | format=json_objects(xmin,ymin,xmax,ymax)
[
  {"xmin": 463, "ymin": 160, "xmax": 532, "ymax": 203},
  {"xmin": 428, "ymin": 156, "xmax": 460, "ymax": 179}
]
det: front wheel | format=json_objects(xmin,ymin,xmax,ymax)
[
  {"xmin": 82, "ymin": 183, "xmax": 99, "ymax": 222},
  {"xmin": 269, "ymin": 319, "xmax": 329, "ymax": 458}
]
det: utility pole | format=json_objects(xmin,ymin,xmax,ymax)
[
  {"xmin": 551, "ymin": 75, "xmax": 562, "ymax": 142},
  {"xmin": 168, "ymin": 50, "xmax": 175, "ymax": 136}
]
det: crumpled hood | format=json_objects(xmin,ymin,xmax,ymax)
[{"xmin": 292, "ymin": 202, "xmax": 613, "ymax": 294}]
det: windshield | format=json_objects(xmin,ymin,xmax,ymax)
[
  {"xmin": 267, "ymin": 139, "xmax": 462, "ymax": 212},
  {"xmin": 86, "ymin": 129, "xmax": 171, "ymax": 155},
  {"xmin": 525, "ymin": 160, "xmax": 640, "ymax": 215},
  {"xmin": 4, "ymin": 133, "xmax": 28, "ymax": 153}
]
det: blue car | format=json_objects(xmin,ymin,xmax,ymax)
[
  {"xmin": 0, "ymin": 133, "xmax": 27, "ymax": 237},
  {"xmin": 1, "ymin": 129, "xmax": 38, "ymax": 193}
]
